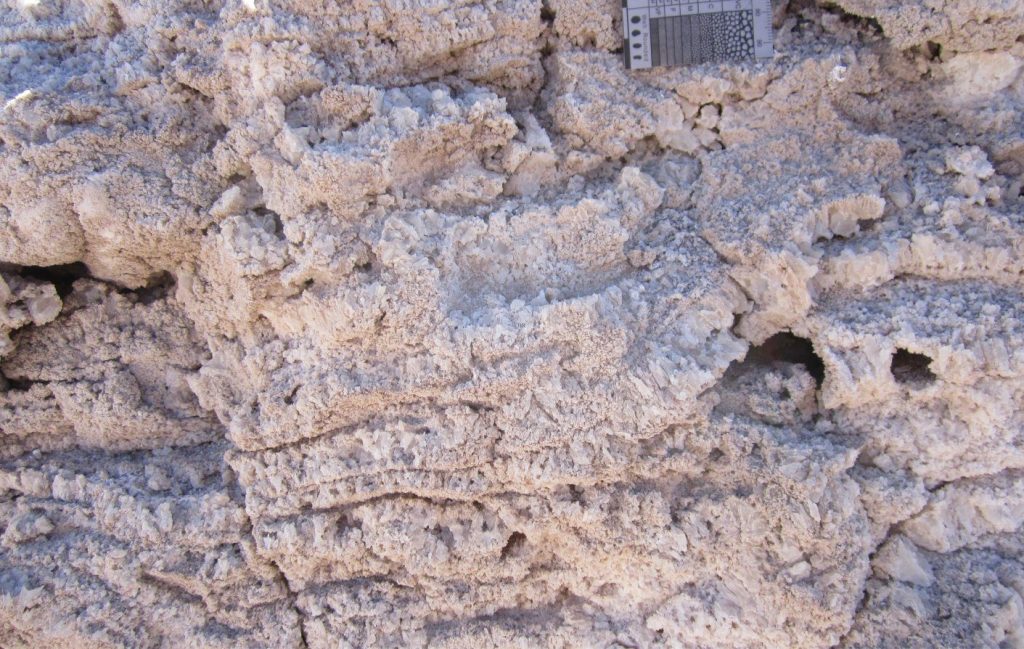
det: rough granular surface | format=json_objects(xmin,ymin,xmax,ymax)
[{"xmin": 1, "ymin": 0, "xmax": 1023, "ymax": 647}]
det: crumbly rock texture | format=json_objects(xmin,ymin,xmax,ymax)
[{"xmin": 1, "ymin": 0, "xmax": 1023, "ymax": 647}]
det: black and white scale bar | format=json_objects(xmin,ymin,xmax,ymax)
[{"xmin": 623, "ymin": 0, "xmax": 773, "ymax": 70}]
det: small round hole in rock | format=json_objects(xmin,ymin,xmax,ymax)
[
  {"xmin": 739, "ymin": 332, "xmax": 825, "ymax": 387},
  {"xmin": 500, "ymin": 531, "xmax": 526, "ymax": 560},
  {"xmin": 891, "ymin": 348, "xmax": 936, "ymax": 386}
]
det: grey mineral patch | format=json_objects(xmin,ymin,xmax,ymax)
[{"xmin": 1, "ymin": 0, "xmax": 1023, "ymax": 647}]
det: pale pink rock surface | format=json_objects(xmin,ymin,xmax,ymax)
[{"xmin": 1, "ymin": 0, "xmax": 1023, "ymax": 647}]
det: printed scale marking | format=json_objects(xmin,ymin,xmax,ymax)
[{"xmin": 623, "ymin": 0, "xmax": 773, "ymax": 69}]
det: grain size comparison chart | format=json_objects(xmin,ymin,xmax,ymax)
[{"xmin": 622, "ymin": 0, "xmax": 773, "ymax": 69}]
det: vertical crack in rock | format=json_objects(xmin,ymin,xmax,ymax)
[{"xmin": 2, "ymin": 0, "xmax": 1024, "ymax": 646}]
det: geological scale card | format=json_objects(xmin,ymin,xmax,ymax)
[{"xmin": 623, "ymin": 0, "xmax": 774, "ymax": 69}]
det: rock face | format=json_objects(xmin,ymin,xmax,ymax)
[{"xmin": 1, "ymin": 0, "xmax": 1023, "ymax": 647}]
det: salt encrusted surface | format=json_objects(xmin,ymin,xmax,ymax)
[{"xmin": 1, "ymin": 0, "xmax": 1023, "ymax": 647}]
